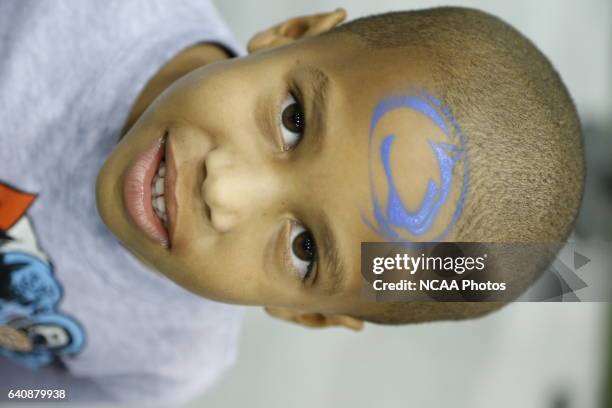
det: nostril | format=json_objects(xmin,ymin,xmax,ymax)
[
  {"xmin": 203, "ymin": 201, "xmax": 212, "ymax": 223},
  {"xmin": 202, "ymin": 177, "xmax": 235, "ymax": 232}
]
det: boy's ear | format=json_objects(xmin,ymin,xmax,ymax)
[
  {"xmin": 264, "ymin": 306, "xmax": 363, "ymax": 331},
  {"xmin": 247, "ymin": 8, "xmax": 347, "ymax": 53}
]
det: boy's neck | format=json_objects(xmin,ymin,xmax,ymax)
[{"xmin": 120, "ymin": 42, "xmax": 231, "ymax": 138}]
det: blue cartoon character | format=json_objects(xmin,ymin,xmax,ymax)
[{"xmin": 0, "ymin": 182, "xmax": 85, "ymax": 369}]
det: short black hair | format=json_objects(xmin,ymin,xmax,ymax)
[{"xmin": 329, "ymin": 7, "xmax": 584, "ymax": 324}]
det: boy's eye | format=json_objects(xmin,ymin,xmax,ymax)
[
  {"xmin": 279, "ymin": 93, "xmax": 305, "ymax": 150},
  {"xmin": 288, "ymin": 222, "xmax": 316, "ymax": 281}
]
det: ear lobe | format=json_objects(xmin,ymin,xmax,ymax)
[
  {"xmin": 247, "ymin": 8, "xmax": 347, "ymax": 53},
  {"xmin": 264, "ymin": 306, "xmax": 364, "ymax": 331}
]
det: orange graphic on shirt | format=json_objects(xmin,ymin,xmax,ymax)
[{"xmin": 0, "ymin": 183, "xmax": 36, "ymax": 230}]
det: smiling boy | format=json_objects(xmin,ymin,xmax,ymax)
[
  {"xmin": 97, "ymin": 6, "xmax": 583, "ymax": 326},
  {"xmin": 1, "ymin": 1, "xmax": 583, "ymax": 404}
]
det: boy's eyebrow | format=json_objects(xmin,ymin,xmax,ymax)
[
  {"xmin": 304, "ymin": 64, "xmax": 329, "ymax": 101},
  {"xmin": 303, "ymin": 64, "xmax": 330, "ymax": 149},
  {"xmin": 303, "ymin": 67, "xmax": 344, "ymax": 294},
  {"xmin": 319, "ymin": 213, "xmax": 346, "ymax": 295}
]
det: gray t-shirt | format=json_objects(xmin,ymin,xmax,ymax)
[{"xmin": 0, "ymin": 0, "xmax": 243, "ymax": 404}]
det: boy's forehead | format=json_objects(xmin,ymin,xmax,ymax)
[
  {"xmin": 317, "ymin": 36, "xmax": 428, "ymax": 88},
  {"xmin": 322, "ymin": 105, "xmax": 453, "ymax": 230},
  {"xmin": 317, "ymin": 85, "xmax": 468, "ymax": 290},
  {"xmin": 276, "ymin": 33, "xmax": 429, "ymax": 90}
]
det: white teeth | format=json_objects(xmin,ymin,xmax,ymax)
[
  {"xmin": 154, "ymin": 177, "xmax": 165, "ymax": 196},
  {"xmin": 151, "ymin": 160, "xmax": 168, "ymax": 226},
  {"xmin": 154, "ymin": 196, "xmax": 166, "ymax": 213}
]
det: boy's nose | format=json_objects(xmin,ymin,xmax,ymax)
[{"xmin": 201, "ymin": 148, "xmax": 282, "ymax": 233}]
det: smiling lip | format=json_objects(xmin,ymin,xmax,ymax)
[{"xmin": 123, "ymin": 134, "xmax": 170, "ymax": 247}]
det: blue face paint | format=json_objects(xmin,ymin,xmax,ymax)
[{"xmin": 364, "ymin": 91, "xmax": 468, "ymax": 243}]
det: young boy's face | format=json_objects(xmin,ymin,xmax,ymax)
[{"xmin": 96, "ymin": 27, "xmax": 466, "ymax": 320}]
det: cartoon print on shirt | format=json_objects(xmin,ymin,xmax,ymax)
[{"xmin": 0, "ymin": 181, "xmax": 85, "ymax": 368}]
